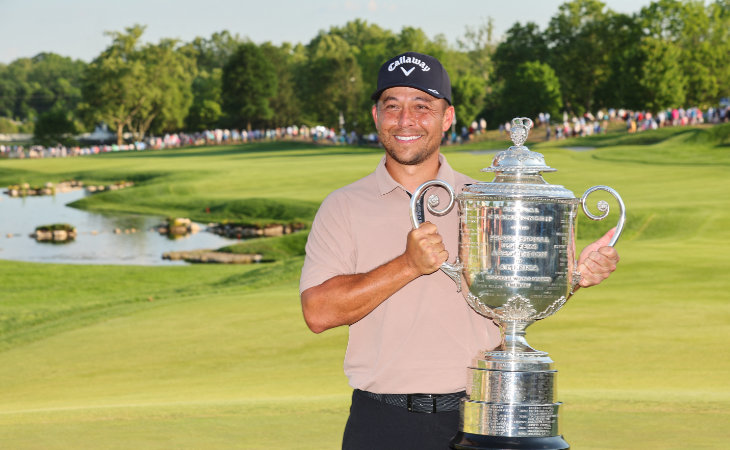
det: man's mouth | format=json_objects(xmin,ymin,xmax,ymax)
[{"xmin": 395, "ymin": 135, "xmax": 421, "ymax": 141}]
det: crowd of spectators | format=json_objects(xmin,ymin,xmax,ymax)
[
  {"xmin": 515, "ymin": 104, "xmax": 730, "ymax": 141},
  {"xmin": 2, "ymin": 103, "xmax": 728, "ymax": 159},
  {"xmin": 0, "ymin": 124, "xmax": 380, "ymax": 159}
]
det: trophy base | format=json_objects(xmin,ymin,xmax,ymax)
[{"xmin": 450, "ymin": 431, "xmax": 569, "ymax": 450}]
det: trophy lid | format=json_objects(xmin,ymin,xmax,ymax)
[
  {"xmin": 462, "ymin": 117, "xmax": 576, "ymax": 200},
  {"xmin": 482, "ymin": 117, "xmax": 556, "ymax": 174}
]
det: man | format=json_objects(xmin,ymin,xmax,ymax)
[{"xmin": 299, "ymin": 52, "xmax": 619, "ymax": 449}]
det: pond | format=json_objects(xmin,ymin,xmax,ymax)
[{"xmin": 0, "ymin": 189, "xmax": 240, "ymax": 265}]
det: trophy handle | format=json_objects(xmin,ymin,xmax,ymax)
[
  {"xmin": 580, "ymin": 185, "xmax": 626, "ymax": 247},
  {"xmin": 409, "ymin": 180, "xmax": 463, "ymax": 290}
]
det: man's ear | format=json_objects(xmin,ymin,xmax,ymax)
[
  {"xmin": 442, "ymin": 105, "xmax": 455, "ymax": 132},
  {"xmin": 371, "ymin": 104, "xmax": 380, "ymax": 130}
]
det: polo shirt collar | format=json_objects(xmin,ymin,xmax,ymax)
[{"xmin": 375, "ymin": 153, "xmax": 457, "ymax": 196}]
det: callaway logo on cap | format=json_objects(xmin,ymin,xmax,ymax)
[{"xmin": 371, "ymin": 51, "xmax": 452, "ymax": 105}]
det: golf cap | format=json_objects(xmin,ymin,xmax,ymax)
[{"xmin": 371, "ymin": 52, "xmax": 452, "ymax": 105}]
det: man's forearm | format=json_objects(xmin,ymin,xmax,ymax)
[{"xmin": 300, "ymin": 254, "xmax": 421, "ymax": 333}]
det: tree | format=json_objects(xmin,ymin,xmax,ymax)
[
  {"xmin": 707, "ymin": 0, "xmax": 730, "ymax": 100},
  {"xmin": 457, "ymin": 18, "xmax": 496, "ymax": 81},
  {"xmin": 492, "ymin": 22, "xmax": 548, "ymax": 83},
  {"xmin": 637, "ymin": 37, "xmax": 686, "ymax": 111},
  {"xmin": 451, "ymin": 74, "xmax": 486, "ymax": 127},
  {"xmin": 296, "ymin": 33, "xmax": 362, "ymax": 130},
  {"xmin": 26, "ymin": 53, "xmax": 86, "ymax": 116},
  {"xmin": 190, "ymin": 30, "xmax": 241, "ymax": 73},
  {"xmin": 639, "ymin": 0, "xmax": 730, "ymax": 106},
  {"xmin": 221, "ymin": 42, "xmax": 277, "ymax": 130},
  {"xmin": 81, "ymin": 25, "xmax": 196, "ymax": 144},
  {"xmin": 33, "ymin": 105, "xmax": 79, "ymax": 147},
  {"xmin": 329, "ymin": 20, "xmax": 395, "ymax": 133},
  {"xmin": 185, "ymin": 31, "xmax": 241, "ymax": 130},
  {"xmin": 0, "ymin": 53, "xmax": 85, "ymax": 123},
  {"xmin": 593, "ymin": 12, "xmax": 646, "ymax": 109},
  {"xmin": 1, "ymin": 58, "xmax": 32, "ymax": 120},
  {"xmin": 546, "ymin": 0, "xmax": 612, "ymax": 114},
  {"xmin": 259, "ymin": 42, "xmax": 302, "ymax": 128},
  {"xmin": 80, "ymin": 26, "xmax": 149, "ymax": 145},
  {"xmin": 137, "ymin": 39, "xmax": 196, "ymax": 137},
  {"xmin": 185, "ymin": 68, "xmax": 223, "ymax": 131},
  {"xmin": 495, "ymin": 61, "xmax": 563, "ymax": 124}
]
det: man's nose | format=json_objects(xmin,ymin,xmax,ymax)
[{"xmin": 397, "ymin": 107, "xmax": 415, "ymax": 127}]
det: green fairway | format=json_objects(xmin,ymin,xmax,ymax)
[{"xmin": 1, "ymin": 129, "xmax": 729, "ymax": 449}]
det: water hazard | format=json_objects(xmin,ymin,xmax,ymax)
[{"xmin": 0, "ymin": 189, "xmax": 239, "ymax": 265}]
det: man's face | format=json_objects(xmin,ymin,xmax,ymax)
[{"xmin": 372, "ymin": 86, "xmax": 455, "ymax": 166}]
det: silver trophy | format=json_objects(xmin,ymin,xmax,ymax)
[{"xmin": 409, "ymin": 118, "xmax": 625, "ymax": 449}]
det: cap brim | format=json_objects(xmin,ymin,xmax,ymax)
[{"xmin": 371, "ymin": 84, "xmax": 451, "ymax": 105}]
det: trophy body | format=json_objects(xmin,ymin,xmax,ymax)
[{"xmin": 409, "ymin": 118, "xmax": 625, "ymax": 450}]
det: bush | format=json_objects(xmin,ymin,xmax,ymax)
[
  {"xmin": 35, "ymin": 223, "xmax": 76, "ymax": 232},
  {"xmin": 0, "ymin": 117, "xmax": 19, "ymax": 134}
]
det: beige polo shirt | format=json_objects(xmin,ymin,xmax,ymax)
[{"xmin": 300, "ymin": 154, "xmax": 500, "ymax": 394}]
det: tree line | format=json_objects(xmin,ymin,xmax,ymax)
[{"xmin": 0, "ymin": 0, "xmax": 728, "ymax": 146}]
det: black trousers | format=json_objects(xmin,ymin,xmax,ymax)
[{"xmin": 342, "ymin": 389, "xmax": 459, "ymax": 450}]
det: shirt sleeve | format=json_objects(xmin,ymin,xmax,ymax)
[{"xmin": 299, "ymin": 191, "xmax": 356, "ymax": 293}]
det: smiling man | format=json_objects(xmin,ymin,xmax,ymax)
[{"xmin": 299, "ymin": 52, "xmax": 619, "ymax": 449}]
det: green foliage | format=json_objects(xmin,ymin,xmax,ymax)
[
  {"xmin": 328, "ymin": 20, "xmax": 396, "ymax": 133},
  {"xmin": 492, "ymin": 22, "xmax": 549, "ymax": 82},
  {"xmin": 34, "ymin": 223, "xmax": 75, "ymax": 232},
  {"xmin": 190, "ymin": 30, "xmax": 242, "ymax": 73},
  {"xmin": 494, "ymin": 61, "xmax": 563, "ymax": 124},
  {"xmin": 708, "ymin": 121, "xmax": 730, "ymax": 144},
  {"xmin": 546, "ymin": 0, "xmax": 612, "ymax": 114},
  {"xmin": 143, "ymin": 39, "xmax": 197, "ymax": 136},
  {"xmin": 33, "ymin": 105, "xmax": 79, "ymax": 147},
  {"xmin": 219, "ymin": 231, "xmax": 309, "ymax": 261},
  {"xmin": 185, "ymin": 68, "xmax": 223, "ymax": 131},
  {"xmin": 637, "ymin": 37, "xmax": 686, "ymax": 111},
  {"xmin": 206, "ymin": 197, "xmax": 319, "ymax": 227},
  {"xmin": 185, "ymin": 31, "xmax": 245, "ymax": 131},
  {"xmin": 79, "ymin": 25, "xmax": 151, "ymax": 143},
  {"xmin": 4, "ymin": 4, "xmax": 730, "ymax": 140},
  {"xmin": 80, "ymin": 25, "xmax": 196, "ymax": 144},
  {"xmin": 484, "ymin": 0, "xmax": 730, "ymax": 116},
  {"xmin": 221, "ymin": 42, "xmax": 277, "ymax": 129},
  {"xmin": 639, "ymin": 0, "xmax": 730, "ymax": 107},
  {"xmin": 451, "ymin": 74, "xmax": 486, "ymax": 125},
  {"xmin": 0, "ymin": 117, "xmax": 20, "ymax": 133},
  {"xmin": 296, "ymin": 33, "xmax": 362, "ymax": 130},
  {"xmin": 0, "ymin": 53, "xmax": 85, "ymax": 122},
  {"xmin": 259, "ymin": 42, "xmax": 303, "ymax": 128},
  {"xmin": 594, "ymin": 13, "xmax": 646, "ymax": 109}
]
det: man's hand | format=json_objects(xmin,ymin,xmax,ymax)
[
  {"xmin": 405, "ymin": 221, "xmax": 448, "ymax": 275},
  {"xmin": 301, "ymin": 221, "xmax": 449, "ymax": 332},
  {"xmin": 576, "ymin": 227, "xmax": 620, "ymax": 288}
]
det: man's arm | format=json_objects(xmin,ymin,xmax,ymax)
[
  {"xmin": 302, "ymin": 225, "xmax": 621, "ymax": 333},
  {"xmin": 301, "ymin": 222, "xmax": 446, "ymax": 334}
]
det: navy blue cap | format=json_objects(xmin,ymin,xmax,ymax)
[{"xmin": 371, "ymin": 52, "xmax": 452, "ymax": 105}]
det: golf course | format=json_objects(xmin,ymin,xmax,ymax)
[{"xmin": 1, "ymin": 125, "xmax": 729, "ymax": 449}]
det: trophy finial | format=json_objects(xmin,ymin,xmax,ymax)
[
  {"xmin": 510, "ymin": 117, "xmax": 533, "ymax": 147},
  {"xmin": 483, "ymin": 116, "xmax": 555, "ymax": 173}
]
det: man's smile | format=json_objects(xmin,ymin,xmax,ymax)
[{"xmin": 395, "ymin": 135, "xmax": 422, "ymax": 141}]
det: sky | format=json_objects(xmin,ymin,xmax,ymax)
[{"xmin": 0, "ymin": 0, "xmax": 656, "ymax": 64}]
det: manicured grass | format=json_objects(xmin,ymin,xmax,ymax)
[
  {"xmin": 1, "ymin": 128, "xmax": 729, "ymax": 448},
  {"xmin": 0, "ymin": 274, "xmax": 350, "ymax": 449}
]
